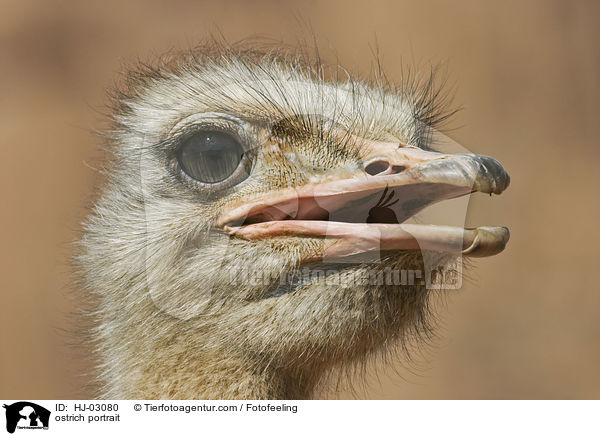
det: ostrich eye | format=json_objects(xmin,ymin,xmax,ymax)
[{"xmin": 177, "ymin": 131, "xmax": 245, "ymax": 184}]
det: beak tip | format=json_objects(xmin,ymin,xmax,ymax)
[
  {"xmin": 463, "ymin": 226, "xmax": 510, "ymax": 257},
  {"xmin": 469, "ymin": 154, "xmax": 510, "ymax": 195}
]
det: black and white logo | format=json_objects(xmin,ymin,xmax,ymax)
[{"xmin": 3, "ymin": 402, "xmax": 50, "ymax": 434}]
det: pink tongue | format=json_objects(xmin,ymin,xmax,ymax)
[{"xmin": 242, "ymin": 196, "xmax": 332, "ymax": 224}]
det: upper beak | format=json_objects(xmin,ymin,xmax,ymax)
[
  {"xmin": 360, "ymin": 139, "xmax": 510, "ymax": 195},
  {"xmin": 218, "ymin": 139, "xmax": 510, "ymax": 259}
]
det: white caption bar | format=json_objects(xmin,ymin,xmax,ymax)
[{"xmin": 0, "ymin": 400, "xmax": 598, "ymax": 436}]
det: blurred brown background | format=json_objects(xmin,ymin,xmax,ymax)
[{"xmin": 1, "ymin": 0, "xmax": 599, "ymax": 399}]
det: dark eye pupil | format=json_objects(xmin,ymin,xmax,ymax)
[{"xmin": 178, "ymin": 131, "xmax": 244, "ymax": 183}]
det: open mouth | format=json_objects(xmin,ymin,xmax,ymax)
[{"xmin": 218, "ymin": 143, "xmax": 510, "ymax": 261}]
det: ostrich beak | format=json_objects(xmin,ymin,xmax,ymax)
[{"xmin": 218, "ymin": 139, "xmax": 510, "ymax": 259}]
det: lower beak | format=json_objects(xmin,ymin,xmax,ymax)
[{"xmin": 218, "ymin": 139, "xmax": 510, "ymax": 259}]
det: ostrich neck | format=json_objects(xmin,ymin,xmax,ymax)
[
  {"xmin": 98, "ymin": 296, "xmax": 317, "ymax": 400},
  {"xmin": 124, "ymin": 352, "xmax": 309, "ymax": 399}
]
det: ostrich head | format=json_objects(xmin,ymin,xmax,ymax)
[{"xmin": 79, "ymin": 45, "xmax": 510, "ymax": 399}]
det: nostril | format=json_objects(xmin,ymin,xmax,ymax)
[
  {"xmin": 365, "ymin": 161, "xmax": 407, "ymax": 176},
  {"xmin": 365, "ymin": 160, "xmax": 390, "ymax": 175}
]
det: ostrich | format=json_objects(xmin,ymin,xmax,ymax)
[{"xmin": 78, "ymin": 44, "xmax": 510, "ymax": 399}]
